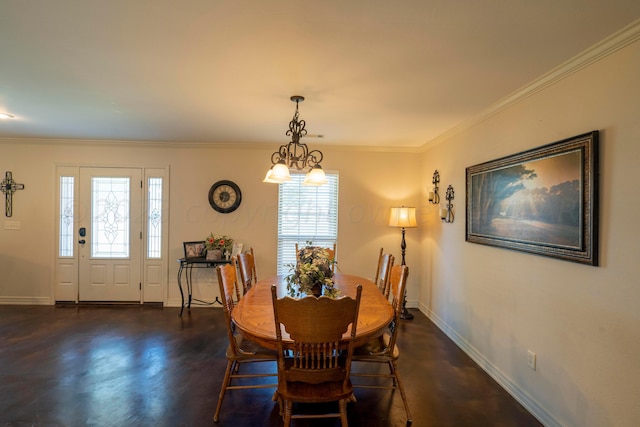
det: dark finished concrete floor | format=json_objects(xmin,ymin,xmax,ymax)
[{"xmin": 0, "ymin": 305, "xmax": 542, "ymax": 426}]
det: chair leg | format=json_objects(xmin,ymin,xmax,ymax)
[
  {"xmin": 283, "ymin": 400, "xmax": 293, "ymax": 427},
  {"xmin": 391, "ymin": 364, "xmax": 399, "ymax": 386},
  {"xmin": 273, "ymin": 392, "xmax": 283, "ymax": 417},
  {"xmin": 390, "ymin": 360, "xmax": 412, "ymax": 424},
  {"xmin": 213, "ymin": 360, "xmax": 234, "ymax": 422},
  {"xmin": 339, "ymin": 398, "xmax": 349, "ymax": 426}
]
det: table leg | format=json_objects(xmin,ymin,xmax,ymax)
[
  {"xmin": 187, "ymin": 265, "xmax": 194, "ymax": 311},
  {"xmin": 178, "ymin": 263, "xmax": 185, "ymax": 317},
  {"xmin": 177, "ymin": 260, "xmax": 226, "ymax": 313}
]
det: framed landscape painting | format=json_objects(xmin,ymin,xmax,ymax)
[{"xmin": 466, "ymin": 131, "xmax": 599, "ymax": 265}]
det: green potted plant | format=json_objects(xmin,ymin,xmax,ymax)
[{"xmin": 285, "ymin": 244, "xmax": 338, "ymax": 298}]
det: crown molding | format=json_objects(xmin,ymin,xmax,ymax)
[
  {"xmin": 0, "ymin": 136, "xmax": 423, "ymax": 153},
  {"xmin": 421, "ymin": 18, "xmax": 640, "ymax": 151}
]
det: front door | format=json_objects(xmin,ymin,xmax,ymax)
[{"xmin": 78, "ymin": 167, "xmax": 142, "ymax": 301}]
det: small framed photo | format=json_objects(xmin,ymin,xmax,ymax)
[
  {"xmin": 231, "ymin": 242, "xmax": 244, "ymax": 258},
  {"xmin": 183, "ymin": 241, "xmax": 205, "ymax": 259}
]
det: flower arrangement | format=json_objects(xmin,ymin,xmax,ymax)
[
  {"xmin": 285, "ymin": 244, "xmax": 339, "ymax": 298},
  {"xmin": 205, "ymin": 233, "xmax": 234, "ymax": 254}
]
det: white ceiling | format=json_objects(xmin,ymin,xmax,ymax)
[{"xmin": 1, "ymin": 1, "xmax": 639, "ymax": 148}]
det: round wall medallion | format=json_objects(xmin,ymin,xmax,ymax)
[{"xmin": 208, "ymin": 180, "xmax": 242, "ymax": 213}]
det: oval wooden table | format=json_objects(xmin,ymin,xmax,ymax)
[{"xmin": 232, "ymin": 273, "xmax": 394, "ymax": 350}]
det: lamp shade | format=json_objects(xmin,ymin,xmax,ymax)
[
  {"xmin": 302, "ymin": 165, "xmax": 327, "ymax": 186},
  {"xmin": 262, "ymin": 167, "xmax": 280, "ymax": 183},
  {"xmin": 388, "ymin": 206, "xmax": 417, "ymax": 228},
  {"xmin": 267, "ymin": 161, "xmax": 291, "ymax": 183}
]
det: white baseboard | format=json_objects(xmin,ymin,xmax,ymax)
[
  {"xmin": 166, "ymin": 297, "xmax": 182, "ymax": 307},
  {"xmin": 417, "ymin": 302, "xmax": 560, "ymax": 427},
  {"xmin": 405, "ymin": 298, "xmax": 419, "ymax": 308},
  {"xmin": 0, "ymin": 296, "xmax": 221, "ymax": 309},
  {"xmin": 0, "ymin": 296, "xmax": 52, "ymax": 305}
]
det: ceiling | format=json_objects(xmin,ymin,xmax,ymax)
[{"xmin": 1, "ymin": 1, "xmax": 639, "ymax": 149}]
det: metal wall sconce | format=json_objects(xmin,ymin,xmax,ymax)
[
  {"xmin": 440, "ymin": 185, "xmax": 455, "ymax": 223},
  {"xmin": 428, "ymin": 170, "xmax": 440, "ymax": 204}
]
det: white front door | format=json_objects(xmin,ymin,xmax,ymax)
[{"xmin": 78, "ymin": 167, "xmax": 142, "ymax": 301}]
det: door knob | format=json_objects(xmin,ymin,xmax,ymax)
[{"xmin": 79, "ymin": 239, "xmax": 86, "ymax": 244}]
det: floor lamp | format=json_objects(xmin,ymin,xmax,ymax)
[{"xmin": 388, "ymin": 206, "xmax": 417, "ymax": 320}]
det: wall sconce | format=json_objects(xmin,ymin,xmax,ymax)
[
  {"xmin": 440, "ymin": 185, "xmax": 454, "ymax": 223},
  {"xmin": 428, "ymin": 170, "xmax": 440, "ymax": 204}
]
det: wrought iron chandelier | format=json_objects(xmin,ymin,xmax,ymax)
[{"xmin": 263, "ymin": 95, "xmax": 327, "ymax": 185}]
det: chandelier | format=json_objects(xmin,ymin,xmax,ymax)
[{"xmin": 263, "ymin": 95, "xmax": 327, "ymax": 186}]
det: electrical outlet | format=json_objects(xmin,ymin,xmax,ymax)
[
  {"xmin": 4, "ymin": 220, "xmax": 21, "ymax": 230},
  {"xmin": 527, "ymin": 350, "xmax": 537, "ymax": 370}
]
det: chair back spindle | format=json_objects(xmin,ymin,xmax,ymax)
[
  {"xmin": 237, "ymin": 247, "xmax": 258, "ymax": 294},
  {"xmin": 374, "ymin": 249, "xmax": 394, "ymax": 298}
]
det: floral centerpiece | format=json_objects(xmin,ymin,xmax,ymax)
[
  {"xmin": 205, "ymin": 233, "xmax": 233, "ymax": 260},
  {"xmin": 285, "ymin": 244, "xmax": 339, "ymax": 298}
]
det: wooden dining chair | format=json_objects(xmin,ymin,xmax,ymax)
[
  {"xmin": 229, "ymin": 256, "xmax": 243, "ymax": 302},
  {"xmin": 373, "ymin": 248, "xmax": 394, "ymax": 299},
  {"xmin": 351, "ymin": 264, "xmax": 412, "ymax": 424},
  {"xmin": 236, "ymin": 247, "xmax": 258, "ymax": 295},
  {"xmin": 213, "ymin": 263, "xmax": 278, "ymax": 423},
  {"xmin": 271, "ymin": 284, "xmax": 362, "ymax": 427},
  {"xmin": 295, "ymin": 242, "xmax": 337, "ymax": 272}
]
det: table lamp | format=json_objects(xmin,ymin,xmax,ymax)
[{"xmin": 388, "ymin": 206, "xmax": 417, "ymax": 320}]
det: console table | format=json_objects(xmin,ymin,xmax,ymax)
[{"xmin": 177, "ymin": 257, "xmax": 231, "ymax": 316}]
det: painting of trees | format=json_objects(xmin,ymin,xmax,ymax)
[
  {"xmin": 465, "ymin": 131, "xmax": 598, "ymax": 265},
  {"xmin": 469, "ymin": 150, "xmax": 582, "ymax": 247},
  {"xmin": 470, "ymin": 164, "xmax": 537, "ymax": 231}
]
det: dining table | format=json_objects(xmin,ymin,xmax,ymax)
[{"xmin": 232, "ymin": 273, "xmax": 394, "ymax": 350}]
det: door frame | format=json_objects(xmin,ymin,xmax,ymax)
[{"xmin": 54, "ymin": 165, "xmax": 170, "ymax": 303}]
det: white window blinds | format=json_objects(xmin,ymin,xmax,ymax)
[{"xmin": 277, "ymin": 173, "xmax": 339, "ymax": 275}]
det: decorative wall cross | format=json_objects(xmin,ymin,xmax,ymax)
[{"xmin": 1, "ymin": 171, "xmax": 25, "ymax": 217}]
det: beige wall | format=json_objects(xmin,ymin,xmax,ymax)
[
  {"xmin": 0, "ymin": 141, "xmax": 422, "ymax": 306},
  {"xmin": 420, "ymin": 38, "xmax": 640, "ymax": 426}
]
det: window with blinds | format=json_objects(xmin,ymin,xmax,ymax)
[{"xmin": 277, "ymin": 172, "xmax": 339, "ymax": 275}]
